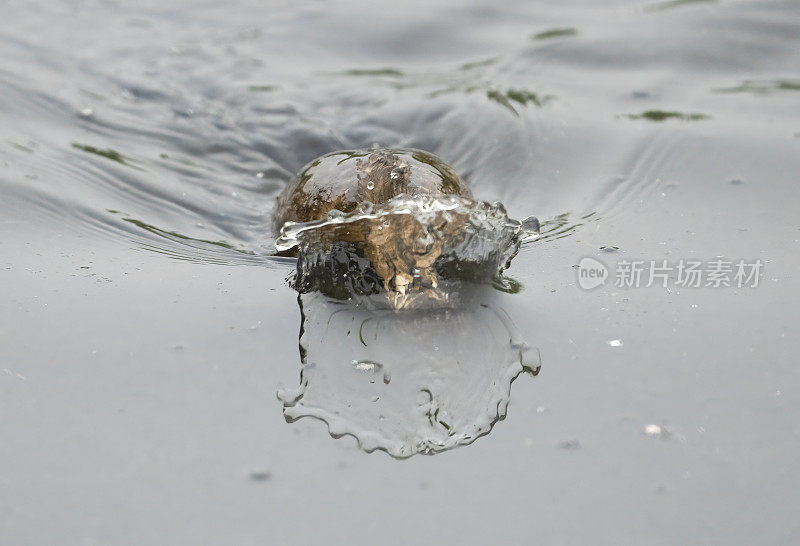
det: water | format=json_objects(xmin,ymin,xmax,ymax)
[{"xmin": 2, "ymin": 0, "xmax": 800, "ymax": 544}]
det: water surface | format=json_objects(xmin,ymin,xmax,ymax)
[{"xmin": 1, "ymin": 0, "xmax": 799, "ymax": 544}]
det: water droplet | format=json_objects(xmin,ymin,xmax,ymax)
[
  {"xmin": 366, "ymin": 181, "xmax": 375, "ymax": 190},
  {"xmin": 520, "ymin": 215, "xmax": 540, "ymax": 238},
  {"xmin": 79, "ymin": 107, "xmax": 94, "ymax": 117},
  {"xmin": 352, "ymin": 359, "xmax": 382, "ymax": 372},
  {"xmin": 644, "ymin": 424, "xmax": 669, "ymax": 439},
  {"xmin": 608, "ymin": 339, "xmax": 623, "ymax": 347},
  {"xmin": 256, "ymin": 171, "xmax": 265, "ymax": 179}
]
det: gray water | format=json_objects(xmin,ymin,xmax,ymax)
[{"xmin": 2, "ymin": 0, "xmax": 799, "ymax": 544}]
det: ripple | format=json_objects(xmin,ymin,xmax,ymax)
[{"xmin": 0, "ymin": 0, "xmax": 757, "ymax": 269}]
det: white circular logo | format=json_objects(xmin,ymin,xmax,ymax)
[{"xmin": 577, "ymin": 257, "xmax": 608, "ymax": 290}]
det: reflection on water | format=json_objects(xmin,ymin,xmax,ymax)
[
  {"xmin": 485, "ymin": 88, "xmax": 554, "ymax": 117},
  {"xmin": 713, "ymin": 79, "xmax": 800, "ymax": 94},
  {"xmin": 278, "ymin": 289, "xmax": 539, "ymax": 458},
  {"xmin": 531, "ymin": 28, "xmax": 578, "ymax": 41},
  {"xmin": 644, "ymin": 0, "xmax": 716, "ymax": 13},
  {"xmin": 113, "ymin": 213, "xmax": 262, "ymax": 265},
  {"xmin": 71, "ymin": 142, "xmax": 129, "ymax": 165},
  {"xmin": 622, "ymin": 110, "xmax": 710, "ymax": 122}
]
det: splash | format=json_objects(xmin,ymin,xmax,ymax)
[{"xmin": 276, "ymin": 194, "xmax": 539, "ymax": 308}]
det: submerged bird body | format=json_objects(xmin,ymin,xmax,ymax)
[
  {"xmin": 274, "ymin": 148, "xmax": 472, "ymax": 227},
  {"xmin": 275, "ymin": 148, "xmax": 474, "ymax": 295}
]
